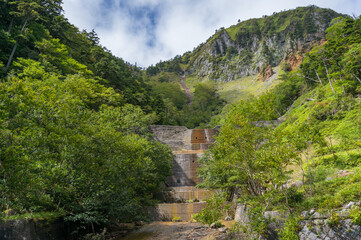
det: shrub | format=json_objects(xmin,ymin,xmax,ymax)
[
  {"xmin": 349, "ymin": 205, "xmax": 361, "ymax": 226},
  {"xmin": 327, "ymin": 212, "xmax": 341, "ymax": 227},
  {"xmin": 286, "ymin": 188, "xmax": 304, "ymax": 208},
  {"xmin": 307, "ymin": 165, "xmax": 334, "ymax": 183},
  {"xmin": 214, "ymin": 220, "xmax": 223, "ymax": 228},
  {"xmin": 247, "ymin": 204, "xmax": 270, "ymax": 237},
  {"xmin": 280, "ymin": 61, "xmax": 292, "ymax": 72},
  {"xmin": 172, "ymin": 216, "xmax": 182, "ymax": 222},
  {"xmin": 279, "ymin": 215, "xmax": 300, "ymax": 240},
  {"xmin": 193, "ymin": 193, "xmax": 228, "ymax": 225}
]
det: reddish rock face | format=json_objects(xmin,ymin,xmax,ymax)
[{"xmin": 259, "ymin": 64, "xmax": 274, "ymax": 81}]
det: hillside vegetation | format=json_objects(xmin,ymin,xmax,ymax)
[
  {"xmin": 1, "ymin": 1, "xmax": 361, "ymax": 239},
  {"xmin": 197, "ymin": 14, "xmax": 361, "ymax": 238},
  {"xmin": 0, "ymin": 0, "xmax": 173, "ymax": 235},
  {"xmin": 146, "ymin": 6, "xmax": 345, "ymax": 128},
  {"xmin": 149, "ymin": 6, "xmax": 344, "ymax": 82}
]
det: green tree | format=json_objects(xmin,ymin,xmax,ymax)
[
  {"xmin": 5, "ymin": 0, "xmax": 42, "ymax": 73},
  {"xmin": 198, "ymin": 97, "xmax": 297, "ymax": 201},
  {"xmin": 0, "ymin": 59, "xmax": 173, "ymax": 231},
  {"xmin": 181, "ymin": 83, "xmax": 225, "ymax": 128}
]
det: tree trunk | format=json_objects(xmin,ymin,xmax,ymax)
[
  {"xmin": 7, "ymin": 18, "xmax": 14, "ymax": 34},
  {"xmin": 314, "ymin": 68, "xmax": 322, "ymax": 84},
  {"xmin": 340, "ymin": 75, "xmax": 346, "ymax": 94},
  {"xmin": 323, "ymin": 59, "xmax": 335, "ymax": 93},
  {"xmin": 4, "ymin": 17, "xmax": 29, "ymax": 74},
  {"xmin": 4, "ymin": 40, "xmax": 18, "ymax": 74},
  {"xmin": 352, "ymin": 73, "xmax": 361, "ymax": 84}
]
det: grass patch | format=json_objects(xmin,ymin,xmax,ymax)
[
  {"xmin": 184, "ymin": 75, "xmax": 204, "ymax": 92},
  {"xmin": 217, "ymin": 72, "xmax": 281, "ymax": 104}
]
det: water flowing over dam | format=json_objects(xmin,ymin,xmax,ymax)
[{"xmin": 149, "ymin": 125, "xmax": 218, "ymax": 221}]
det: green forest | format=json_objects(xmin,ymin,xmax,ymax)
[
  {"xmin": 0, "ymin": 0, "xmax": 175, "ymax": 235},
  {"xmin": 1, "ymin": 1, "xmax": 361, "ymax": 239}
]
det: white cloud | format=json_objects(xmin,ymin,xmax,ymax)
[
  {"xmin": 62, "ymin": 0, "xmax": 361, "ymax": 67},
  {"xmin": 62, "ymin": 0, "xmax": 103, "ymax": 29}
]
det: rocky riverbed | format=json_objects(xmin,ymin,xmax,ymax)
[{"xmin": 116, "ymin": 221, "xmax": 238, "ymax": 240}]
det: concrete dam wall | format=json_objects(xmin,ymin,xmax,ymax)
[
  {"xmin": 150, "ymin": 126, "xmax": 217, "ymax": 187},
  {"xmin": 149, "ymin": 125, "xmax": 217, "ymax": 221}
]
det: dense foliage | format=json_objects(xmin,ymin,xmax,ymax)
[
  {"xmin": 2, "ymin": 1, "xmax": 361, "ymax": 238},
  {"xmin": 301, "ymin": 16, "xmax": 361, "ymax": 95},
  {"xmin": 0, "ymin": 72, "xmax": 173, "ymax": 225},
  {"xmin": 0, "ymin": 0, "xmax": 173, "ymax": 234},
  {"xmin": 198, "ymin": 96, "xmax": 297, "ymax": 197},
  {"xmin": 0, "ymin": 0, "xmax": 164, "ymax": 114},
  {"xmin": 148, "ymin": 73, "xmax": 226, "ymax": 128},
  {"xmin": 198, "ymin": 14, "xmax": 361, "ymax": 238},
  {"xmin": 180, "ymin": 82, "xmax": 225, "ymax": 128}
]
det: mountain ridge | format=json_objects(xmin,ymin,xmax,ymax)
[{"xmin": 147, "ymin": 6, "xmax": 346, "ymax": 83}]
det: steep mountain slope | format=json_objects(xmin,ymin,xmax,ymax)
[
  {"xmin": 148, "ymin": 6, "xmax": 344, "ymax": 84},
  {"xmin": 145, "ymin": 6, "xmax": 346, "ymax": 127},
  {"xmin": 185, "ymin": 6, "xmax": 344, "ymax": 82}
]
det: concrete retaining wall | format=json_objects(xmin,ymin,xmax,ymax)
[
  {"xmin": 168, "ymin": 187, "xmax": 214, "ymax": 201},
  {"xmin": 150, "ymin": 202, "xmax": 207, "ymax": 222},
  {"xmin": 149, "ymin": 125, "xmax": 192, "ymax": 151},
  {"xmin": 167, "ymin": 153, "xmax": 201, "ymax": 186}
]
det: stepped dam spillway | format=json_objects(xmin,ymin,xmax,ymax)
[{"xmin": 149, "ymin": 125, "xmax": 218, "ymax": 221}]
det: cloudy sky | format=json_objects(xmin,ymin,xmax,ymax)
[{"xmin": 62, "ymin": 0, "xmax": 361, "ymax": 67}]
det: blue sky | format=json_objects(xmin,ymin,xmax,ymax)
[{"xmin": 62, "ymin": 0, "xmax": 361, "ymax": 67}]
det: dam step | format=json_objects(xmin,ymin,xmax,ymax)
[
  {"xmin": 150, "ymin": 202, "xmax": 206, "ymax": 222},
  {"xmin": 149, "ymin": 126, "xmax": 218, "ymax": 222}
]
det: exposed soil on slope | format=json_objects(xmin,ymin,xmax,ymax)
[{"xmin": 179, "ymin": 74, "xmax": 193, "ymax": 106}]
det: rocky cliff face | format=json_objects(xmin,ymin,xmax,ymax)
[
  {"xmin": 235, "ymin": 203, "xmax": 361, "ymax": 240},
  {"xmin": 186, "ymin": 6, "xmax": 344, "ymax": 82}
]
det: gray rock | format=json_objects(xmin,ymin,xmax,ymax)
[
  {"xmin": 344, "ymin": 202, "xmax": 356, "ymax": 209},
  {"xmin": 301, "ymin": 211, "xmax": 309, "ymax": 219},
  {"xmin": 308, "ymin": 232, "xmax": 321, "ymax": 240},
  {"xmin": 314, "ymin": 219, "xmax": 323, "ymax": 225},
  {"xmin": 292, "ymin": 180, "xmax": 303, "ymax": 187},
  {"xmin": 235, "ymin": 204, "xmax": 249, "ymax": 225},
  {"xmin": 327, "ymin": 229, "xmax": 335, "ymax": 238},
  {"xmin": 264, "ymin": 210, "xmax": 281, "ymax": 219},
  {"xmin": 312, "ymin": 211, "xmax": 322, "ymax": 219},
  {"xmin": 352, "ymin": 224, "xmax": 361, "ymax": 231},
  {"xmin": 218, "ymin": 227, "xmax": 228, "ymax": 233},
  {"xmin": 210, "ymin": 222, "xmax": 217, "ymax": 228},
  {"xmin": 298, "ymin": 218, "xmax": 361, "ymax": 240}
]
